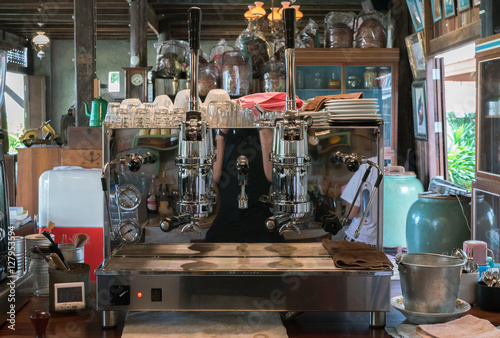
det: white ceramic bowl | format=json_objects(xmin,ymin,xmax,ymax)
[
  {"xmin": 204, "ymin": 89, "xmax": 231, "ymax": 106},
  {"xmin": 153, "ymin": 95, "xmax": 173, "ymax": 109}
]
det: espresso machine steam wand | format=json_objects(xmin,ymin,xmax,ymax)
[
  {"xmin": 263, "ymin": 8, "xmax": 311, "ymax": 236},
  {"xmin": 160, "ymin": 7, "xmax": 215, "ymax": 236}
]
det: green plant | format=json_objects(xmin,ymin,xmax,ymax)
[
  {"xmin": 446, "ymin": 112, "xmax": 475, "ymax": 190},
  {"xmin": 8, "ymin": 130, "xmax": 24, "ymax": 153}
]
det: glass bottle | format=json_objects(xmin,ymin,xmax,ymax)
[
  {"xmin": 147, "ymin": 175, "xmax": 158, "ymax": 216},
  {"xmin": 159, "ymin": 183, "xmax": 170, "ymax": 216},
  {"xmin": 363, "ymin": 67, "xmax": 376, "ymax": 89},
  {"xmin": 198, "ymin": 63, "xmax": 220, "ymax": 96},
  {"xmin": 328, "ymin": 72, "xmax": 340, "ymax": 89},
  {"xmin": 31, "ymin": 253, "xmax": 49, "ymax": 296}
]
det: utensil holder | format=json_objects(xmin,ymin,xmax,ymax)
[{"xmin": 49, "ymin": 263, "xmax": 90, "ymax": 312}]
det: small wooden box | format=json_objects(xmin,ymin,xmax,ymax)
[{"xmin": 67, "ymin": 127, "xmax": 102, "ymax": 150}]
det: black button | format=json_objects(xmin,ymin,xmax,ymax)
[
  {"xmin": 151, "ymin": 288, "xmax": 162, "ymax": 302},
  {"xmin": 110, "ymin": 285, "xmax": 130, "ymax": 305}
]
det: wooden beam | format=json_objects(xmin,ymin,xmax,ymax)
[
  {"xmin": 74, "ymin": 0, "xmax": 96, "ymax": 126},
  {"xmin": 429, "ymin": 21, "xmax": 480, "ymax": 55}
]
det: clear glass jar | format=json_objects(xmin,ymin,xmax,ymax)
[
  {"xmin": 260, "ymin": 56, "xmax": 285, "ymax": 93},
  {"xmin": 312, "ymin": 72, "xmax": 323, "ymax": 89},
  {"xmin": 221, "ymin": 50, "xmax": 252, "ymax": 96},
  {"xmin": 235, "ymin": 20, "xmax": 271, "ymax": 79},
  {"xmin": 30, "ymin": 254, "xmax": 49, "ymax": 296},
  {"xmin": 378, "ymin": 66, "xmax": 391, "ymax": 88},
  {"xmin": 198, "ymin": 63, "xmax": 219, "ymax": 96},
  {"xmin": 363, "ymin": 67, "xmax": 376, "ymax": 89}
]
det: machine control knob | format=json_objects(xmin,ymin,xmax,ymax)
[
  {"xmin": 109, "ymin": 285, "xmax": 130, "ymax": 305},
  {"xmin": 127, "ymin": 158, "xmax": 142, "ymax": 172}
]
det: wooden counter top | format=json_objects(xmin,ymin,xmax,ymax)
[{"xmin": 1, "ymin": 281, "xmax": 500, "ymax": 337}]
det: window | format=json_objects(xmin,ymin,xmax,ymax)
[
  {"xmin": 5, "ymin": 72, "xmax": 25, "ymax": 153},
  {"xmin": 108, "ymin": 71, "xmax": 120, "ymax": 93}
]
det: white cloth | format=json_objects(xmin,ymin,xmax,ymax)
[
  {"xmin": 341, "ymin": 163, "xmax": 379, "ymax": 246},
  {"xmin": 122, "ymin": 311, "xmax": 289, "ymax": 338}
]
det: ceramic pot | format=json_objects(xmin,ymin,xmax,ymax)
[
  {"xmin": 383, "ymin": 166, "xmax": 424, "ymax": 248},
  {"xmin": 406, "ymin": 193, "xmax": 471, "ymax": 254}
]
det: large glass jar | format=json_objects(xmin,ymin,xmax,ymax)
[
  {"xmin": 260, "ymin": 56, "xmax": 285, "ymax": 93},
  {"xmin": 198, "ymin": 63, "xmax": 220, "ymax": 96},
  {"xmin": 355, "ymin": 11, "xmax": 387, "ymax": 48},
  {"xmin": 235, "ymin": 21, "xmax": 270, "ymax": 79},
  {"xmin": 221, "ymin": 50, "xmax": 252, "ymax": 96},
  {"xmin": 363, "ymin": 67, "xmax": 376, "ymax": 89}
]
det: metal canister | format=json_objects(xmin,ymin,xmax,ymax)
[
  {"xmin": 60, "ymin": 244, "xmax": 84, "ymax": 263},
  {"xmin": 13, "ymin": 236, "xmax": 25, "ymax": 277}
]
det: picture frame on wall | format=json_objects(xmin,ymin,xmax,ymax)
[
  {"xmin": 458, "ymin": 0, "xmax": 471, "ymax": 11},
  {"xmin": 412, "ymin": 80, "xmax": 428, "ymax": 141},
  {"xmin": 443, "ymin": 0, "xmax": 456, "ymax": 18},
  {"xmin": 405, "ymin": 32, "xmax": 426, "ymax": 80},
  {"xmin": 432, "ymin": 0, "xmax": 443, "ymax": 22},
  {"xmin": 406, "ymin": 0, "xmax": 424, "ymax": 32}
]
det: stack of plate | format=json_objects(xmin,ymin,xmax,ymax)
[
  {"xmin": 325, "ymin": 98, "xmax": 383, "ymax": 124},
  {"xmin": 299, "ymin": 111, "xmax": 329, "ymax": 127}
]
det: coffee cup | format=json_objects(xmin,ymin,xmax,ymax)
[{"xmin": 463, "ymin": 240, "xmax": 494, "ymax": 266}]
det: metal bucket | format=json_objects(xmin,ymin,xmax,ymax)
[
  {"xmin": 59, "ymin": 244, "xmax": 84, "ymax": 263},
  {"xmin": 396, "ymin": 253, "xmax": 465, "ymax": 313}
]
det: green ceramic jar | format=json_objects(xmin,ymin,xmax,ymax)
[
  {"xmin": 406, "ymin": 193, "xmax": 471, "ymax": 254},
  {"xmin": 383, "ymin": 166, "xmax": 424, "ymax": 248}
]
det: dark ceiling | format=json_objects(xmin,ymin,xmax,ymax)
[{"xmin": 0, "ymin": 0, "xmax": 392, "ymax": 43}]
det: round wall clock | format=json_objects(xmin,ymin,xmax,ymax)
[{"xmin": 131, "ymin": 73, "xmax": 144, "ymax": 86}]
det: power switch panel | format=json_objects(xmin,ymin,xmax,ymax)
[
  {"xmin": 151, "ymin": 288, "xmax": 162, "ymax": 302},
  {"xmin": 110, "ymin": 285, "xmax": 130, "ymax": 305}
]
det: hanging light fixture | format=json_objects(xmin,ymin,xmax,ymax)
[
  {"xmin": 291, "ymin": 5, "xmax": 303, "ymax": 20},
  {"xmin": 32, "ymin": 31, "xmax": 50, "ymax": 59},
  {"xmin": 32, "ymin": 4, "xmax": 50, "ymax": 59},
  {"xmin": 244, "ymin": 5, "xmax": 256, "ymax": 20},
  {"xmin": 251, "ymin": 2, "xmax": 266, "ymax": 18},
  {"xmin": 278, "ymin": 1, "xmax": 291, "ymax": 15},
  {"xmin": 267, "ymin": 7, "xmax": 282, "ymax": 22}
]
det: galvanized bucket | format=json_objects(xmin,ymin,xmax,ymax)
[
  {"xmin": 396, "ymin": 253, "xmax": 466, "ymax": 313},
  {"xmin": 59, "ymin": 244, "xmax": 84, "ymax": 263}
]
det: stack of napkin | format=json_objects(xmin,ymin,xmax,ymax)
[
  {"xmin": 321, "ymin": 238, "xmax": 393, "ymax": 270},
  {"xmin": 387, "ymin": 315, "xmax": 500, "ymax": 338},
  {"xmin": 238, "ymin": 92, "xmax": 303, "ymax": 115},
  {"xmin": 303, "ymin": 92, "xmax": 364, "ymax": 112}
]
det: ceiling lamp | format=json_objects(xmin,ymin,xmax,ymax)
[
  {"xmin": 267, "ymin": 7, "xmax": 282, "ymax": 22},
  {"xmin": 32, "ymin": 31, "xmax": 50, "ymax": 59},
  {"xmin": 278, "ymin": 1, "xmax": 291, "ymax": 15},
  {"xmin": 251, "ymin": 2, "xmax": 266, "ymax": 18},
  {"xmin": 291, "ymin": 5, "xmax": 303, "ymax": 20},
  {"xmin": 244, "ymin": 5, "xmax": 256, "ymax": 20}
]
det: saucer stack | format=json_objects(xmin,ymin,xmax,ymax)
[
  {"xmin": 326, "ymin": 98, "xmax": 382, "ymax": 125},
  {"xmin": 299, "ymin": 111, "xmax": 329, "ymax": 127}
]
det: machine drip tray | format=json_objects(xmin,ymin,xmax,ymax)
[{"xmin": 96, "ymin": 243, "xmax": 392, "ymax": 312}]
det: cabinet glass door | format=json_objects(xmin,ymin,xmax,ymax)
[
  {"xmin": 346, "ymin": 65, "xmax": 393, "ymax": 149},
  {"xmin": 473, "ymin": 188, "xmax": 500, "ymax": 263},
  {"xmin": 295, "ymin": 65, "xmax": 343, "ymax": 100},
  {"xmin": 478, "ymin": 57, "xmax": 500, "ymax": 176}
]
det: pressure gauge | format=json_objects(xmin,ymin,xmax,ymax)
[
  {"xmin": 117, "ymin": 221, "xmax": 142, "ymax": 244},
  {"xmin": 117, "ymin": 184, "xmax": 141, "ymax": 210}
]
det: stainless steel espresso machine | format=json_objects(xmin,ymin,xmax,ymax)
[{"xmin": 96, "ymin": 8, "xmax": 391, "ymax": 328}]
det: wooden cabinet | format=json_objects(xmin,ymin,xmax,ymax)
[
  {"xmin": 294, "ymin": 48, "xmax": 399, "ymax": 164},
  {"xmin": 16, "ymin": 147, "xmax": 102, "ymax": 217},
  {"xmin": 472, "ymin": 35, "xmax": 500, "ymax": 259}
]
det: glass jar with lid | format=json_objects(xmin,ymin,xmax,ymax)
[
  {"xmin": 260, "ymin": 56, "xmax": 285, "ymax": 92},
  {"xmin": 363, "ymin": 67, "xmax": 376, "ymax": 89},
  {"xmin": 198, "ymin": 63, "xmax": 220, "ymax": 96},
  {"xmin": 378, "ymin": 66, "xmax": 391, "ymax": 88},
  {"xmin": 221, "ymin": 50, "xmax": 252, "ymax": 96},
  {"xmin": 312, "ymin": 72, "xmax": 323, "ymax": 89}
]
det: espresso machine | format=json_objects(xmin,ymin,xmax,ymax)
[{"xmin": 96, "ymin": 7, "xmax": 391, "ymax": 328}]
